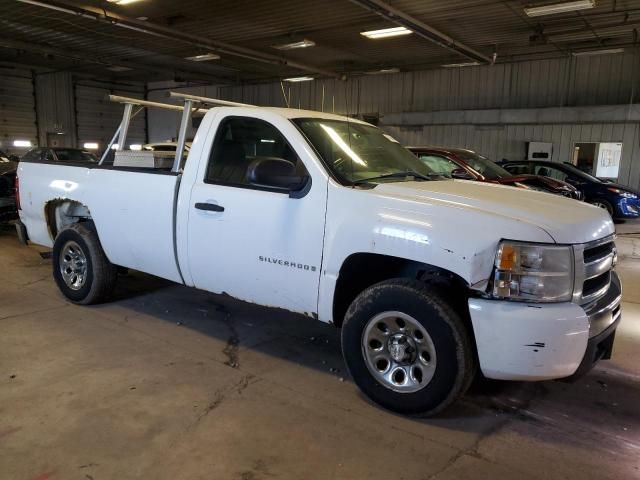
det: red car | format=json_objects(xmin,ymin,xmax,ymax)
[{"xmin": 408, "ymin": 147, "xmax": 582, "ymax": 200}]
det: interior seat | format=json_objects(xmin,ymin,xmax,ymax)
[{"xmin": 209, "ymin": 140, "xmax": 252, "ymax": 184}]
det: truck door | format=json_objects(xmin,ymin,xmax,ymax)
[{"xmin": 185, "ymin": 114, "xmax": 327, "ymax": 316}]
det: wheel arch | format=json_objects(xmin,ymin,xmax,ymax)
[
  {"xmin": 331, "ymin": 252, "xmax": 471, "ymax": 329},
  {"xmin": 45, "ymin": 199, "xmax": 92, "ymax": 241}
]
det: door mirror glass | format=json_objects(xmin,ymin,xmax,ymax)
[
  {"xmin": 247, "ymin": 157, "xmax": 309, "ymax": 192},
  {"xmin": 451, "ymin": 168, "xmax": 474, "ymax": 180}
]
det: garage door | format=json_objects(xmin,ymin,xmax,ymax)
[
  {"xmin": 75, "ymin": 83, "xmax": 147, "ymax": 151},
  {"xmin": 0, "ymin": 69, "xmax": 37, "ymax": 153}
]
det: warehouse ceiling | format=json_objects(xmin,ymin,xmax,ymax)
[{"xmin": 0, "ymin": 0, "xmax": 639, "ymax": 85}]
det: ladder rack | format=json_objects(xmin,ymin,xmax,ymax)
[{"xmin": 101, "ymin": 92, "xmax": 257, "ymax": 172}]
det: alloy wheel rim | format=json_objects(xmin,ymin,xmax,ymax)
[
  {"xmin": 59, "ymin": 240, "xmax": 88, "ymax": 290},
  {"xmin": 361, "ymin": 311, "xmax": 437, "ymax": 393}
]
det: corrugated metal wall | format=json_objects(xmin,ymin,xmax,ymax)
[
  {"xmin": 34, "ymin": 72, "xmax": 77, "ymax": 148},
  {"xmin": 0, "ymin": 71, "xmax": 148, "ymax": 155},
  {"xmin": 75, "ymin": 82, "xmax": 147, "ymax": 149},
  {"xmin": 219, "ymin": 52, "xmax": 640, "ymax": 114},
  {"xmin": 0, "ymin": 68, "xmax": 37, "ymax": 155}
]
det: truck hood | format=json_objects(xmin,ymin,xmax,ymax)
[{"xmin": 375, "ymin": 179, "xmax": 614, "ymax": 244}]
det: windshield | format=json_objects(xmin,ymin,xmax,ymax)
[
  {"xmin": 454, "ymin": 151, "xmax": 511, "ymax": 179},
  {"xmin": 559, "ymin": 163, "xmax": 602, "ymax": 183},
  {"xmin": 55, "ymin": 149, "xmax": 98, "ymax": 163},
  {"xmin": 293, "ymin": 118, "xmax": 435, "ymax": 183}
]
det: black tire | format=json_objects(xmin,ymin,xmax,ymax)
[
  {"xmin": 590, "ymin": 198, "xmax": 614, "ymax": 217},
  {"xmin": 341, "ymin": 279, "xmax": 475, "ymax": 416},
  {"xmin": 52, "ymin": 222, "xmax": 117, "ymax": 305}
]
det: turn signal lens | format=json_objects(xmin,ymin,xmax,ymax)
[{"xmin": 497, "ymin": 244, "xmax": 517, "ymax": 270}]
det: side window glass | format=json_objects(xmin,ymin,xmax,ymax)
[
  {"xmin": 44, "ymin": 150, "xmax": 55, "ymax": 162},
  {"xmin": 504, "ymin": 163, "xmax": 528, "ymax": 175},
  {"xmin": 417, "ymin": 155, "xmax": 457, "ymax": 176},
  {"xmin": 206, "ymin": 117, "xmax": 304, "ymax": 186},
  {"xmin": 22, "ymin": 149, "xmax": 41, "ymax": 162},
  {"xmin": 535, "ymin": 165, "xmax": 567, "ymax": 182}
]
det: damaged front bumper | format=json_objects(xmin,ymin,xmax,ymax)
[{"xmin": 467, "ymin": 272, "xmax": 621, "ymax": 381}]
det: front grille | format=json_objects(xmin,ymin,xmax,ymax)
[
  {"xmin": 576, "ymin": 238, "xmax": 615, "ymax": 305},
  {"xmin": 583, "ymin": 271, "xmax": 611, "ymax": 297},
  {"xmin": 584, "ymin": 242, "xmax": 614, "ymax": 263}
]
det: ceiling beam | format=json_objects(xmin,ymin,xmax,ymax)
[
  {"xmin": 0, "ymin": 37, "xmax": 234, "ymax": 83},
  {"xmin": 348, "ymin": 0, "xmax": 492, "ymax": 64},
  {"xmin": 14, "ymin": 0, "xmax": 341, "ymax": 79}
]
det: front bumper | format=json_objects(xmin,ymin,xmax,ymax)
[
  {"xmin": 615, "ymin": 198, "xmax": 640, "ymax": 218},
  {"xmin": 468, "ymin": 272, "xmax": 621, "ymax": 381}
]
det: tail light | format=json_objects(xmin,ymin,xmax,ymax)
[{"xmin": 15, "ymin": 176, "xmax": 21, "ymax": 210}]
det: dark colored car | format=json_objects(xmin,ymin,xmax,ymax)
[
  {"xmin": 408, "ymin": 147, "xmax": 581, "ymax": 199},
  {"xmin": 21, "ymin": 147, "xmax": 99, "ymax": 164},
  {"xmin": 0, "ymin": 150, "xmax": 18, "ymax": 223},
  {"xmin": 499, "ymin": 160, "xmax": 640, "ymax": 219}
]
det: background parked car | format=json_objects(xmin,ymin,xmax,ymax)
[
  {"xmin": 408, "ymin": 147, "xmax": 581, "ymax": 199},
  {"xmin": 21, "ymin": 147, "xmax": 98, "ymax": 164},
  {"xmin": 0, "ymin": 151, "xmax": 18, "ymax": 224},
  {"xmin": 499, "ymin": 160, "xmax": 640, "ymax": 219}
]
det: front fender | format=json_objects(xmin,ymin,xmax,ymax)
[{"xmin": 317, "ymin": 182, "xmax": 553, "ymax": 323}]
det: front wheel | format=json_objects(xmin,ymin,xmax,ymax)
[
  {"xmin": 341, "ymin": 279, "xmax": 475, "ymax": 416},
  {"xmin": 52, "ymin": 222, "xmax": 117, "ymax": 304}
]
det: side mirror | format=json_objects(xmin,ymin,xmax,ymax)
[
  {"xmin": 451, "ymin": 168, "xmax": 474, "ymax": 180},
  {"xmin": 247, "ymin": 157, "xmax": 311, "ymax": 197}
]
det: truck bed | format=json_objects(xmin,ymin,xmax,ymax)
[{"xmin": 18, "ymin": 161, "xmax": 184, "ymax": 283}]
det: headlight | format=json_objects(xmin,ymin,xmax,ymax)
[
  {"xmin": 492, "ymin": 241, "xmax": 574, "ymax": 302},
  {"xmin": 607, "ymin": 187, "xmax": 637, "ymax": 198}
]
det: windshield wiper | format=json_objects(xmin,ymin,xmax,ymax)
[{"xmin": 353, "ymin": 170, "xmax": 433, "ymax": 184}]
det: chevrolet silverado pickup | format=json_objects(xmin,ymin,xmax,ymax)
[{"xmin": 15, "ymin": 93, "xmax": 622, "ymax": 416}]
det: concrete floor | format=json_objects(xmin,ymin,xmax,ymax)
[{"xmin": 1, "ymin": 222, "xmax": 639, "ymax": 480}]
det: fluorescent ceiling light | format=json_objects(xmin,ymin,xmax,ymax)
[
  {"xmin": 260, "ymin": 139, "xmax": 276, "ymax": 143},
  {"xmin": 130, "ymin": 144, "xmax": 142, "ymax": 151},
  {"xmin": 572, "ymin": 48, "xmax": 624, "ymax": 56},
  {"xmin": 360, "ymin": 26, "xmax": 412, "ymax": 39},
  {"xmin": 83, "ymin": 142, "xmax": 99, "ymax": 150},
  {"xmin": 273, "ymin": 39, "xmax": 315, "ymax": 50},
  {"xmin": 106, "ymin": 0, "xmax": 145, "ymax": 5},
  {"xmin": 13, "ymin": 140, "xmax": 32, "ymax": 147},
  {"xmin": 107, "ymin": 66, "xmax": 133, "ymax": 72},
  {"xmin": 442, "ymin": 61, "xmax": 481, "ymax": 68},
  {"xmin": 283, "ymin": 76, "xmax": 314, "ymax": 82},
  {"xmin": 365, "ymin": 67, "xmax": 400, "ymax": 75},
  {"xmin": 184, "ymin": 53, "xmax": 220, "ymax": 62},
  {"xmin": 524, "ymin": 0, "xmax": 595, "ymax": 17},
  {"xmin": 111, "ymin": 144, "xmax": 119, "ymax": 150}
]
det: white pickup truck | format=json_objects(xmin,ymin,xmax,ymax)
[{"xmin": 16, "ymin": 93, "xmax": 622, "ymax": 416}]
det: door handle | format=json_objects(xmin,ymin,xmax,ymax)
[{"xmin": 195, "ymin": 202, "xmax": 225, "ymax": 212}]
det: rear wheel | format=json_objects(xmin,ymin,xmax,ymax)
[
  {"xmin": 52, "ymin": 222, "xmax": 117, "ymax": 304},
  {"xmin": 341, "ymin": 279, "xmax": 475, "ymax": 416},
  {"xmin": 591, "ymin": 199, "xmax": 614, "ymax": 217}
]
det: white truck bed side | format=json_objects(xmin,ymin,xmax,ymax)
[{"xmin": 18, "ymin": 162, "xmax": 183, "ymax": 283}]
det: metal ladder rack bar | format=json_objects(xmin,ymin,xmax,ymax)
[
  {"xmin": 101, "ymin": 95, "xmax": 210, "ymax": 166},
  {"xmin": 173, "ymin": 99, "xmax": 193, "ymax": 173},
  {"xmin": 169, "ymin": 92, "xmax": 256, "ymax": 107}
]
